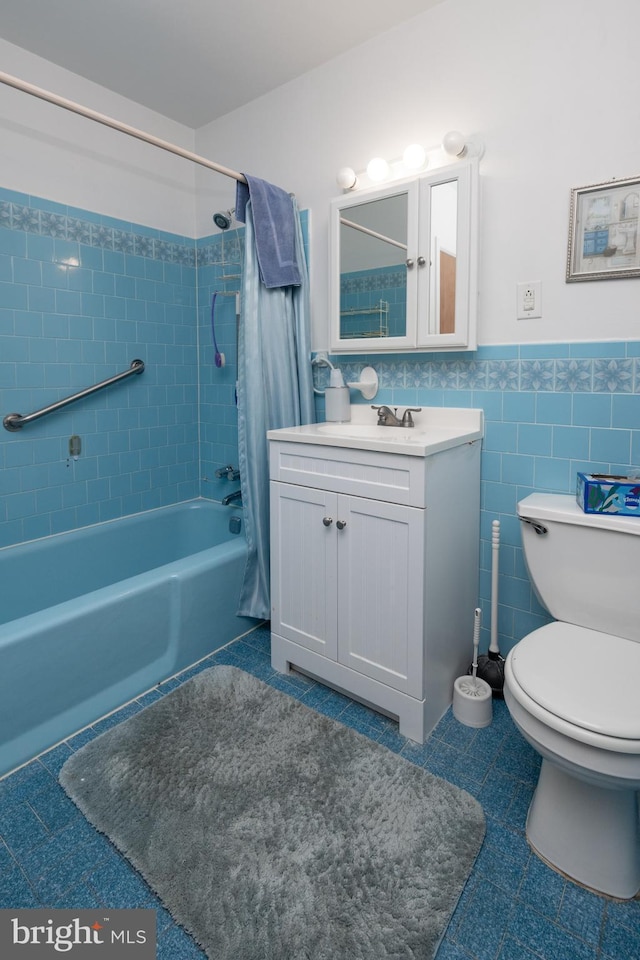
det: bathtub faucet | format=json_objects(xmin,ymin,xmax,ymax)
[
  {"xmin": 215, "ymin": 464, "xmax": 240, "ymax": 481},
  {"xmin": 222, "ymin": 489, "xmax": 243, "ymax": 507}
]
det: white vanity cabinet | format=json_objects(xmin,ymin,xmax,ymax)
[{"xmin": 268, "ymin": 409, "xmax": 483, "ymax": 742}]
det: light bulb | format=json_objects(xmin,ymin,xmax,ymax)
[
  {"xmin": 336, "ymin": 167, "xmax": 358, "ymax": 190},
  {"xmin": 366, "ymin": 157, "xmax": 391, "ymax": 182},
  {"xmin": 442, "ymin": 130, "xmax": 467, "ymax": 158},
  {"xmin": 403, "ymin": 143, "xmax": 426, "ymax": 170}
]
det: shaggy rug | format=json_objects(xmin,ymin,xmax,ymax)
[{"xmin": 60, "ymin": 665, "xmax": 485, "ymax": 959}]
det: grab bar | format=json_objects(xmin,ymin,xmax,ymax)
[{"xmin": 3, "ymin": 359, "xmax": 145, "ymax": 431}]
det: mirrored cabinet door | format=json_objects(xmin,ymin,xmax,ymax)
[
  {"xmin": 330, "ymin": 180, "xmax": 419, "ymax": 351},
  {"xmin": 330, "ymin": 160, "xmax": 478, "ymax": 353}
]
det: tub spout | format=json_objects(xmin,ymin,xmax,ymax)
[{"xmin": 222, "ymin": 489, "xmax": 242, "ymax": 507}]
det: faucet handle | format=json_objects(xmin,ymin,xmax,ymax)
[
  {"xmin": 401, "ymin": 407, "xmax": 422, "ymax": 427},
  {"xmin": 215, "ymin": 464, "xmax": 240, "ymax": 480},
  {"xmin": 371, "ymin": 404, "xmax": 395, "ymax": 424}
]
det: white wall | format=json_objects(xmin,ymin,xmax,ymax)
[
  {"xmin": 195, "ymin": 0, "xmax": 640, "ymax": 348},
  {"xmin": 0, "ymin": 39, "xmax": 197, "ymax": 236}
]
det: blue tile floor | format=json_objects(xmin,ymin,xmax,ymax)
[{"xmin": 0, "ymin": 625, "xmax": 638, "ymax": 959}]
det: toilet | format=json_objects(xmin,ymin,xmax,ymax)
[{"xmin": 504, "ymin": 493, "xmax": 640, "ymax": 899}]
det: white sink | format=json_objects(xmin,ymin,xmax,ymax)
[
  {"xmin": 315, "ymin": 423, "xmax": 420, "ymax": 440},
  {"xmin": 268, "ymin": 407, "xmax": 484, "ymax": 457}
]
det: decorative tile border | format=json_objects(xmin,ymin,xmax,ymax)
[
  {"xmin": 0, "ymin": 191, "xmax": 314, "ymax": 273},
  {"xmin": 196, "ymin": 232, "xmax": 243, "ymax": 268},
  {"xmin": 340, "ymin": 268, "xmax": 406, "ymax": 295},
  {"xmin": 0, "ymin": 198, "xmax": 197, "ymax": 266},
  {"xmin": 327, "ymin": 355, "xmax": 640, "ymax": 393}
]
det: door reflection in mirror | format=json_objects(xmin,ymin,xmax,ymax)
[{"xmin": 430, "ymin": 180, "xmax": 458, "ymax": 335}]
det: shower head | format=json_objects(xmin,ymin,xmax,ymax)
[{"xmin": 213, "ymin": 209, "xmax": 235, "ymax": 230}]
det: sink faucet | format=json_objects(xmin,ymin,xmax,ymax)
[{"xmin": 372, "ymin": 405, "xmax": 422, "ymax": 428}]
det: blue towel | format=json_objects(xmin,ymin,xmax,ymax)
[{"xmin": 235, "ymin": 174, "xmax": 301, "ymax": 288}]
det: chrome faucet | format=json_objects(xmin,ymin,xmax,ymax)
[
  {"xmin": 222, "ymin": 489, "xmax": 243, "ymax": 506},
  {"xmin": 372, "ymin": 405, "xmax": 422, "ymax": 428},
  {"xmin": 215, "ymin": 464, "xmax": 240, "ymax": 481}
]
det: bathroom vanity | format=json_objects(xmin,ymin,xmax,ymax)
[{"xmin": 268, "ymin": 406, "xmax": 483, "ymax": 742}]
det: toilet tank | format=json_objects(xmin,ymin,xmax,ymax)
[{"xmin": 518, "ymin": 493, "xmax": 640, "ymax": 642}]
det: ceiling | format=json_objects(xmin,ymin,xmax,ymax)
[{"xmin": 1, "ymin": 0, "xmax": 444, "ymax": 128}]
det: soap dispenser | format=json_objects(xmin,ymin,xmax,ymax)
[{"xmin": 324, "ymin": 368, "xmax": 351, "ymax": 422}]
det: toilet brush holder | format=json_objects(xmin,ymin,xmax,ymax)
[{"xmin": 453, "ymin": 675, "xmax": 493, "ymax": 728}]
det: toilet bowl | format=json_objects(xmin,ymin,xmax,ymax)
[{"xmin": 505, "ymin": 493, "xmax": 640, "ymax": 899}]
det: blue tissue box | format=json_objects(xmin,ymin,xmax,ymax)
[{"xmin": 576, "ymin": 472, "xmax": 640, "ymax": 516}]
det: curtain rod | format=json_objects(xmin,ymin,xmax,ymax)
[
  {"xmin": 0, "ymin": 70, "xmax": 247, "ymax": 184},
  {"xmin": 340, "ymin": 216, "xmax": 407, "ymax": 251}
]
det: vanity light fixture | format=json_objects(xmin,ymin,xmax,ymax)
[
  {"xmin": 336, "ymin": 167, "xmax": 358, "ymax": 190},
  {"xmin": 402, "ymin": 143, "xmax": 427, "ymax": 170},
  {"xmin": 442, "ymin": 130, "xmax": 467, "ymax": 158},
  {"xmin": 366, "ymin": 157, "xmax": 392, "ymax": 182},
  {"xmin": 336, "ymin": 131, "xmax": 482, "ymax": 192}
]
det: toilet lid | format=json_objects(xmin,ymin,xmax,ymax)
[{"xmin": 509, "ymin": 622, "xmax": 640, "ymax": 740}]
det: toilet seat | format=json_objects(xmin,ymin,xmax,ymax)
[{"xmin": 507, "ymin": 623, "xmax": 640, "ymax": 753}]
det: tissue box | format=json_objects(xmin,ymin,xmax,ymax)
[{"xmin": 576, "ymin": 472, "xmax": 640, "ymax": 516}]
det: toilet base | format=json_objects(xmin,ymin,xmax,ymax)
[{"xmin": 527, "ymin": 759, "xmax": 640, "ymax": 899}]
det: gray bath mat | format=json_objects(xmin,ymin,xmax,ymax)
[{"xmin": 60, "ymin": 665, "xmax": 485, "ymax": 959}]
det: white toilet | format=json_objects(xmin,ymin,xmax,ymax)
[{"xmin": 504, "ymin": 493, "xmax": 640, "ymax": 899}]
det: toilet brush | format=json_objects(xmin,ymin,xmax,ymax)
[
  {"xmin": 459, "ymin": 608, "xmax": 484, "ymax": 696},
  {"xmin": 475, "ymin": 519, "xmax": 506, "ymax": 698},
  {"xmin": 453, "ymin": 608, "xmax": 492, "ymax": 727}
]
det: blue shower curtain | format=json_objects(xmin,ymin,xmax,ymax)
[{"xmin": 236, "ymin": 198, "xmax": 315, "ymax": 619}]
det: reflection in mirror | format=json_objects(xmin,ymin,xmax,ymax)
[
  {"xmin": 429, "ymin": 181, "xmax": 458, "ymax": 335},
  {"xmin": 339, "ymin": 193, "xmax": 408, "ymax": 339}
]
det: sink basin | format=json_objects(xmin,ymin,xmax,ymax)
[
  {"xmin": 315, "ymin": 423, "xmax": 420, "ymax": 441},
  {"xmin": 268, "ymin": 408, "xmax": 484, "ymax": 457}
]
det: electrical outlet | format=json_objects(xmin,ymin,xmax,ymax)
[{"xmin": 516, "ymin": 281, "xmax": 542, "ymax": 319}]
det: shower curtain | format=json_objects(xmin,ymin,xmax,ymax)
[{"xmin": 236, "ymin": 198, "xmax": 315, "ymax": 619}]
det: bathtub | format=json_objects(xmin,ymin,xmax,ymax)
[{"xmin": 0, "ymin": 499, "xmax": 255, "ymax": 777}]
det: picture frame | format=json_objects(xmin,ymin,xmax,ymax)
[{"xmin": 566, "ymin": 176, "xmax": 640, "ymax": 282}]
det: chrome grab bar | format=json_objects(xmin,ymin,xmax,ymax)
[{"xmin": 3, "ymin": 359, "xmax": 145, "ymax": 431}]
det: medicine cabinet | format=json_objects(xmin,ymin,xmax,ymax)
[{"xmin": 329, "ymin": 159, "xmax": 479, "ymax": 353}]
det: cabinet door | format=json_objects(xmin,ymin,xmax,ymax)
[
  {"xmin": 330, "ymin": 179, "xmax": 419, "ymax": 352},
  {"xmin": 270, "ymin": 482, "xmax": 338, "ymax": 659},
  {"xmin": 336, "ymin": 496, "xmax": 424, "ymax": 697}
]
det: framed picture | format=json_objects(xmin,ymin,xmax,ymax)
[{"xmin": 566, "ymin": 176, "xmax": 640, "ymax": 281}]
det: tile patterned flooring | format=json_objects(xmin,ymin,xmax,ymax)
[{"xmin": 0, "ymin": 626, "xmax": 638, "ymax": 959}]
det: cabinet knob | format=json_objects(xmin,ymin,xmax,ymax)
[
  {"xmin": 336, "ymin": 520, "xmax": 347, "ymax": 530},
  {"xmin": 405, "ymin": 258, "xmax": 414, "ymax": 269},
  {"xmin": 417, "ymin": 256, "xmax": 427, "ymax": 266},
  {"xmin": 322, "ymin": 516, "xmax": 333, "ymax": 527}
]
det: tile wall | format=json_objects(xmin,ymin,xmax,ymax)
[
  {"xmin": 196, "ymin": 228, "xmax": 243, "ymax": 501},
  {"xmin": 0, "ymin": 188, "xmax": 239, "ymax": 548},
  {"xmin": 340, "ymin": 266, "xmax": 406, "ymax": 338}
]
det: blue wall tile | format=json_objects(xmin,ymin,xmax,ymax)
[{"xmin": 0, "ymin": 188, "xmax": 202, "ymax": 547}]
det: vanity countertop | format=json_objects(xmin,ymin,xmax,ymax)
[{"xmin": 267, "ymin": 406, "xmax": 483, "ymax": 457}]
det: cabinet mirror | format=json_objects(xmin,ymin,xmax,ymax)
[{"xmin": 329, "ymin": 160, "xmax": 478, "ymax": 352}]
